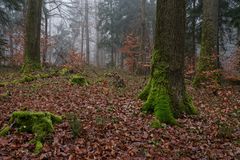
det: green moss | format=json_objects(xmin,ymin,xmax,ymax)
[
  {"xmin": 59, "ymin": 68, "xmax": 71, "ymax": 76},
  {"xmin": 0, "ymin": 125, "xmax": 10, "ymax": 136},
  {"xmin": 9, "ymin": 72, "xmax": 59, "ymax": 86},
  {"xmin": 70, "ymin": 74, "xmax": 88, "ymax": 86},
  {"xmin": 139, "ymin": 79, "xmax": 151, "ymax": 101},
  {"xmin": 19, "ymin": 75, "xmax": 37, "ymax": 83},
  {"xmin": 183, "ymin": 93, "xmax": 198, "ymax": 115},
  {"xmin": 175, "ymin": 92, "xmax": 198, "ymax": 117},
  {"xmin": 1, "ymin": 111, "xmax": 62, "ymax": 154},
  {"xmin": 192, "ymin": 74, "xmax": 202, "ymax": 87},
  {"xmin": 49, "ymin": 69, "xmax": 59, "ymax": 77},
  {"xmin": 0, "ymin": 82, "xmax": 8, "ymax": 87},
  {"xmin": 150, "ymin": 118, "xmax": 163, "ymax": 129},
  {"xmin": 34, "ymin": 140, "xmax": 43, "ymax": 154},
  {"xmin": 141, "ymin": 51, "xmax": 177, "ymax": 124},
  {"xmin": 152, "ymin": 88, "xmax": 177, "ymax": 125},
  {"xmin": 139, "ymin": 49, "xmax": 197, "ymax": 125},
  {"xmin": 36, "ymin": 73, "xmax": 51, "ymax": 79},
  {"xmin": 194, "ymin": 18, "xmax": 220, "ymax": 87},
  {"xmin": 21, "ymin": 63, "xmax": 41, "ymax": 73}
]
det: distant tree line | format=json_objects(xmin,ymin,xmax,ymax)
[{"xmin": 0, "ymin": 0, "xmax": 239, "ymax": 75}]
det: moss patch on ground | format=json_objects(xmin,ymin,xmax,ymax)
[
  {"xmin": 0, "ymin": 111, "xmax": 62, "ymax": 154},
  {"xmin": 70, "ymin": 74, "xmax": 88, "ymax": 86}
]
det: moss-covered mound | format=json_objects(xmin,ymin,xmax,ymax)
[
  {"xmin": 59, "ymin": 67, "xmax": 74, "ymax": 76},
  {"xmin": 0, "ymin": 111, "xmax": 62, "ymax": 154},
  {"xmin": 11, "ymin": 74, "xmax": 37, "ymax": 84},
  {"xmin": 70, "ymin": 74, "xmax": 88, "ymax": 86}
]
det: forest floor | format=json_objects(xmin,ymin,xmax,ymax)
[{"xmin": 0, "ymin": 66, "xmax": 239, "ymax": 160}]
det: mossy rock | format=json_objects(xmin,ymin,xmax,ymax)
[
  {"xmin": 70, "ymin": 74, "xmax": 88, "ymax": 86},
  {"xmin": 0, "ymin": 111, "xmax": 62, "ymax": 154}
]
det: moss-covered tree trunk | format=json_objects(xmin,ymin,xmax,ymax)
[
  {"xmin": 22, "ymin": 0, "xmax": 42, "ymax": 72},
  {"xmin": 193, "ymin": 0, "xmax": 219, "ymax": 86},
  {"xmin": 139, "ymin": 0, "xmax": 196, "ymax": 125}
]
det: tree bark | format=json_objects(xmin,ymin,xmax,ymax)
[
  {"xmin": 95, "ymin": 0, "xmax": 100, "ymax": 67},
  {"xmin": 191, "ymin": 0, "xmax": 196, "ymax": 70},
  {"xmin": 149, "ymin": 0, "xmax": 156, "ymax": 41},
  {"xmin": 237, "ymin": 28, "xmax": 240, "ymax": 46},
  {"xmin": 110, "ymin": 0, "xmax": 115, "ymax": 67},
  {"xmin": 139, "ymin": 0, "xmax": 196, "ymax": 124},
  {"xmin": 43, "ymin": 1, "xmax": 48, "ymax": 65},
  {"xmin": 9, "ymin": 34, "xmax": 14, "ymax": 61},
  {"xmin": 85, "ymin": 0, "xmax": 90, "ymax": 64},
  {"xmin": 81, "ymin": 22, "xmax": 85, "ymax": 54},
  {"xmin": 140, "ymin": 0, "xmax": 147, "ymax": 64},
  {"xmin": 194, "ymin": 0, "xmax": 219, "ymax": 86},
  {"xmin": 22, "ymin": 0, "xmax": 42, "ymax": 72}
]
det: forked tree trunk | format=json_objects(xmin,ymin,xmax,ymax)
[
  {"xmin": 22, "ymin": 0, "xmax": 42, "ymax": 72},
  {"xmin": 193, "ymin": 0, "xmax": 219, "ymax": 86},
  {"xmin": 139, "ymin": 0, "xmax": 196, "ymax": 125}
]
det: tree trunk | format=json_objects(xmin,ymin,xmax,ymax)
[
  {"xmin": 49, "ymin": 15, "xmax": 52, "ymax": 63},
  {"xmin": 95, "ymin": 0, "xmax": 100, "ymax": 67},
  {"xmin": 110, "ymin": 0, "xmax": 115, "ymax": 67},
  {"xmin": 237, "ymin": 27, "xmax": 240, "ymax": 46},
  {"xmin": 149, "ymin": 0, "xmax": 156, "ymax": 43},
  {"xmin": 9, "ymin": 34, "xmax": 14, "ymax": 62},
  {"xmin": 22, "ymin": 0, "xmax": 42, "ymax": 72},
  {"xmin": 140, "ymin": 0, "xmax": 147, "ymax": 64},
  {"xmin": 191, "ymin": 0, "xmax": 196, "ymax": 70},
  {"xmin": 43, "ymin": 1, "xmax": 48, "ymax": 65},
  {"xmin": 85, "ymin": 0, "xmax": 90, "ymax": 65},
  {"xmin": 194, "ymin": 0, "xmax": 219, "ymax": 86},
  {"xmin": 81, "ymin": 23, "xmax": 85, "ymax": 54},
  {"xmin": 139, "ymin": 0, "xmax": 196, "ymax": 125}
]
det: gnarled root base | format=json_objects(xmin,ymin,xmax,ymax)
[
  {"xmin": 141, "ymin": 85, "xmax": 177, "ymax": 125},
  {"xmin": 139, "ymin": 78, "xmax": 197, "ymax": 125},
  {"xmin": 139, "ymin": 79, "xmax": 151, "ymax": 101}
]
